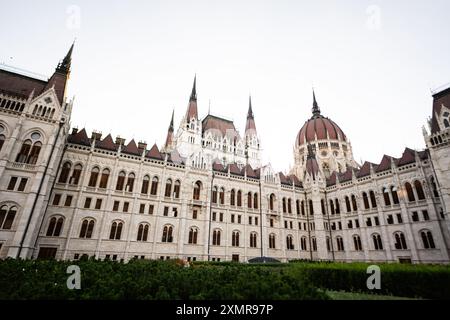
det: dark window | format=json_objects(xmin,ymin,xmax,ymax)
[
  {"xmin": 116, "ymin": 171, "xmax": 126, "ymax": 191},
  {"xmin": 412, "ymin": 211, "xmax": 419, "ymax": 222},
  {"xmin": 230, "ymin": 189, "xmax": 235, "ymax": 206},
  {"xmin": 232, "ymin": 231, "xmax": 240, "ymax": 247},
  {"xmin": 95, "ymin": 199, "xmax": 102, "ymax": 210},
  {"xmin": 387, "ymin": 215, "xmax": 394, "ymax": 225},
  {"xmin": 148, "ymin": 204, "xmax": 154, "ymax": 215},
  {"xmin": 46, "ymin": 217, "xmax": 64, "ymax": 236},
  {"xmin": 422, "ymin": 210, "xmax": 430, "ymax": 221},
  {"xmin": 17, "ymin": 178, "xmax": 27, "ymax": 191},
  {"xmin": 113, "ymin": 201, "xmax": 120, "ymax": 211},
  {"xmin": 59, "ymin": 162, "xmax": 71, "ymax": 183},
  {"xmin": 394, "ymin": 232, "xmax": 407, "ymax": 250},
  {"xmin": 7, "ymin": 177, "xmax": 17, "ymax": 190},
  {"xmin": 345, "ymin": 196, "xmax": 351, "ymax": 213},
  {"xmin": 405, "ymin": 182, "xmax": 415, "ymax": 202},
  {"xmin": 109, "ymin": 221, "xmax": 123, "ymax": 240},
  {"xmin": 64, "ymin": 195, "xmax": 73, "ymax": 207},
  {"xmin": 137, "ymin": 224, "xmax": 149, "ymax": 241},
  {"xmin": 162, "ymin": 225, "xmax": 173, "ymax": 242},
  {"xmin": 99, "ymin": 169, "xmax": 110, "ymax": 189},
  {"xmin": 383, "ymin": 187, "xmax": 391, "ymax": 206},
  {"xmin": 0, "ymin": 206, "xmax": 17, "ymax": 230},
  {"xmin": 123, "ymin": 202, "xmax": 129, "ymax": 212},
  {"xmin": 165, "ymin": 179, "xmax": 172, "ymax": 197},
  {"xmin": 391, "ymin": 186, "xmax": 400, "ymax": 204},
  {"xmin": 212, "ymin": 230, "xmax": 221, "ymax": 246},
  {"xmin": 139, "ymin": 203, "xmax": 145, "ymax": 214},
  {"xmin": 193, "ymin": 181, "xmax": 201, "ymax": 200},
  {"xmin": 237, "ymin": 190, "xmax": 242, "ymax": 206},
  {"xmin": 37, "ymin": 247, "xmax": 57, "ymax": 259},
  {"xmin": 150, "ymin": 177, "xmax": 159, "ymax": 195},
  {"xmin": 53, "ymin": 194, "xmax": 62, "ymax": 206},
  {"xmin": 369, "ymin": 191, "xmax": 377, "ymax": 208},
  {"xmin": 421, "ymin": 230, "xmax": 435, "ymax": 249},
  {"xmin": 174, "ymin": 181, "xmax": 181, "ymax": 198},
  {"xmin": 79, "ymin": 219, "xmax": 95, "ymax": 238},
  {"xmin": 193, "ymin": 210, "xmax": 198, "ymax": 219},
  {"xmin": 397, "ymin": 213, "xmax": 403, "ymax": 223},
  {"xmin": 414, "ymin": 180, "xmax": 425, "ymax": 200},
  {"xmin": 126, "ymin": 173, "xmax": 135, "ymax": 192},
  {"xmin": 163, "ymin": 206, "xmax": 169, "ymax": 216},
  {"xmin": 71, "ymin": 165, "xmax": 82, "ymax": 185},
  {"xmin": 84, "ymin": 198, "xmax": 91, "ymax": 209},
  {"xmin": 88, "ymin": 167, "xmax": 100, "ymax": 187},
  {"xmin": 362, "ymin": 192, "xmax": 370, "ymax": 209},
  {"xmin": 188, "ymin": 228, "xmax": 198, "ymax": 244},
  {"xmin": 141, "ymin": 176, "xmax": 150, "ymax": 194}
]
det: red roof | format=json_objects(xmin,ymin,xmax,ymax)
[
  {"xmin": 0, "ymin": 69, "xmax": 47, "ymax": 99},
  {"xmin": 202, "ymin": 115, "xmax": 238, "ymax": 137},
  {"xmin": 122, "ymin": 139, "xmax": 141, "ymax": 156},
  {"xmin": 297, "ymin": 116, "xmax": 346, "ymax": 145},
  {"xmin": 213, "ymin": 161, "xmax": 225, "ymax": 172},
  {"xmin": 327, "ymin": 172, "xmax": 337, "ymax": 186},
  {"xmin": 95, "ymin": 134, "xmax": 118, "ymax": 151},
  {"xmin": 375, "ymin": 155, "xmax": 393, "ymax": 173},
  {"xmin": 146, "ymin": 144, "xmax": 163, "ymax": 160},
  {"xmin": 397, "ymin": 148, "xmax": 416, "ymax": 167},
  {"xmin": 339, "ymin": 168, "xmax": 353, "ymax": 182},
  {"xmin": 68, "ymin": 128, "xmax": 91, "ymax": 146},
  {"xmin": 228, "ymin": 163, "xmax": 242, "ymax": 175},
  {"xmin": 357, "ymin": 162, "xmax": 373, "ymax": 178},
  {"xmin": 243, "ymin": 164, "xmax": 259, "ymax": 178}
]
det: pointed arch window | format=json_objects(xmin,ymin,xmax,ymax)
[
  {"xmin": 98, "ymin": 168, "xmax": 110, "ymax": 189},
  {"xmin": 141, "ymin": 175, "xmax": 150, "ymax": 194},
  {"xmin": 46, "ymin": 216, "xmax": 64, "ymax": 237},
  {"xmin": 369, "ymin": 190, "xmax": 377, "ymax": 208},
  {"xmin": 247, "ymin": 192, "xmax": 252, "ymax": 209},
  {"xmin": 405, "ymin": 182, "xmax": 415, "ymax": 202},
  {"xmin": 269, "ymin": 194, "xmax": 275, "ymax": 211},
  {"xmin": 162, "ymin": 225, "xmax": 174, "ymax": 243},
  {"xmin": 269, "ymin": 233, "xmax": 276, "ymax": 249},
  {"xmin": 116, "ymin": 171, "xmax": 126, "ymax": 191},
  {"xmin": 362, "ymin": 192, "xmax": 370, "ymax": 209},
  {"xmin": 0, "ymin": 134, "xmax": 5, "ymax": 152},
  {"xmin": 253, "ymin": 193, "xmax": 258, "ymax": 209},
  {"xmin": 165, "ymin": 179, "xmax": 173, "ymax": 197},
  {"xmin": 351, "ymin": 195, "xmax": 358, "ymax": 211},
  {"xmin": 212, "ymin": 186, "xmax": 218, "ymax": 203},
  {"xmin": 286, "ymin": 235, "xmax": 294, "ymax": 250},
  {"xmin": 232, "ymin": 231, "xmax": 240, "ymax": 247},
  {"xmin": 300, "ymin": 236, "xmax": 307, "ymax": 251},
  {"xmin": 237, "ymin": 190, "xmax": 242, "ymax": 207},
  {"xmin": 88, "ymin": 167, "xmax": 100, "ymax": 187},
  {"xmin": 174, "ymin": 180, "xmax": 181, "ymax": 198},
  {"xmin": 193, "ymin": 181, "xmax": 202, "ymax": 200},
  {"xmin": 219, "ymin": 187, "xmax": 225, "ymax": 205},
  {"xmin": 382, "ymin": 187, "xmax": 391, "ymax": 206},
  {"xmin": 27, "ymin": 141, "xmax": 42, "ymax": 165},
  {"xmin": 188, "ymin": 227, "xmax": 198, "ymax": 244},
  {"xmin": 230, "ymin": 189, "xmax": 236, "ymax": 206},
  {"xmin": 126, "ymin": 173, "xmax": 135, "ymax": 192},
  {"xmin": 137, "ymin": 223, "xmax": 149, "ymax": 241},
  {"xmin": 414, "ymin": 180, "xmax": 425, "ymax": 200},
  {"xmin": 329, "ymin": 199, "xmax": 335, "ymax": 215},
  {"xmin": 309, "ymin": 199, "xmax": 314, "ymax": 215},
  {"xmin": 151, "ymin": 176, "xmax": 159, "ymax": 195},
  {"xmin": 250, "ymin": 232, "xmax": 257, "ymax": 248},
  {"xmin": 212, "ymin": 229, "xmax": 221, "ymax": 246},
  {"xmin": 421, "ymin": 230, "xmax": 435, "ymax": 249},
  {"xmin": 372, "ymin": 234, "xmax": 383, "ymax": 250},
  {"xmin": 79, "ymin": 219, "xmax": 95, "ymax": 238},
  {"xmin": 59, "ymin": 162, "xmax": 71, "ymax": 183},
  {"xmin": 345, "ymin": 196, "xmax": 351, "ymax": 213},
  {"xmin": 394, "ymin": 232, "xmax": 407, "ymax": 250},
  {"xmin": 282, "ymin": 198, "xmax": 287, "ymax": 213},
  {"xmin": 109, "ymin": 221, "xmax": 123, "ymax": 240},
  {"xmin": 353, "ymin": 235, "xmax": 362, "ymax": 251},
  {"xmin": 391, "ymin": 186, "xmax": 399, "ymax": 204},
  {"xmin": 0, "ymin": 205, "xmax": 17, "ymax": 230},
  {"xmin": 15, "ymin": 140, "xmax": 31, "ymax": 163},
  {"xmin": 71, "ymin": 164, "xmax": 82, "ymax": 185},
  {"xmin": 335, "ymin": 198, "xmax": 340, "ymax": 214}
]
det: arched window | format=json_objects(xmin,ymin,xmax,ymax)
[
  {"xmin": 188, "ymin": 227, "xmax": 198, "ymax": 244},
  {"xmin": 311, "ymin": 237, "xmax": 317, "ymax": 251},
  {"xmin": 71, "ymin": 164, "xmax": 82, "ymax": 185},
  {"xmin": 237, "ymin": 190, "xmax": 242, "ymax": 207},
  {"xmin": 353, "ymin": 235, "xmax": 362, "ymax": 251},
  {"xmin": 362, "ymin": 192, "xmax": 370, "ymax": 209},
  {"xmin": 296, "ymin": 200, "xmax": 301, "ymax": 215},
  {"xmin": 141, "ymin": 175, "xmax": 150, "ymax": 194},
  {"xmin": 414, "ymin": 180, "xmax": 425, "ymax": 200},
  {"xmin": 79, "ymin": 218, "xmax": 95, "ymax": 238},
  {"xmin": 126, "ymin": 173, "xmax": 135, "ymax": 192},
  {"xmin": 382, "ymin": 187, "xmax": 391, "ymax": 206},
  {"xmin": 247, "ymin": 192, "xmax": 252, "ymax": 209},
  {"xmin": 444, "ymin": 119, "xmax": 450, "ymax": 128},
  {"xmin": 230, "ymin": 189, "xmax": 236, "ymax": 206},
  {"xmin": 405, "ymin": 182, "xmax": 415, "ymax": 202},
  {"xmin": 335, "ymin": 199, "xmax": 340, "ymax": 214},
  {"xmin": 351, "ymin": 195, "xmax": 358, "ymax": 211},
  {"xmin": 250, "ymin": 232, "xmax": 257, "ymax": 248},
  {"xmin": 109, "ymin": 221, "xmax": 123, "ymax": 240},
  {"xmin": 336, "ymin": 236, "xmax": 344, "ymax": 251},
  {"xmin": 137, "ymin": 223, "xmax": 149, "ymax": 241},
  {"xmin": 430, "ymin": 177, "xmax": 439, "ymax": 198},
  {"xmin": 0, "ymin": 205, "xmax": 17, "ymax": 230},
  {"xmin": 269, "ymin": 194, "xmax": 275, "ymax": 211},
  {"xmin": 220, "ymin": 187, "xmax": 225, "ymax": 205},
  {"xmin": 232, "ymin": 231, "xmax": 240, "ymax": 247},
  {"xmin": 309, "ymin": 199, "xmax": 314, "ymax": 215},
  {"xmin": 165, "ymin": 179, "xmax": 173, "ymax": 197},
  {"xmin": 372, "ymin": 234, "xmax": 383, "ymax": 250},
  {"xmin": 0, "ymin": 134, "xmax": 5, "ymax": 152},
  {"xmin": 269, "ymin": 233, "xmax": 276, "ymax": 249},
  {"xmin": 300, "ymin": 236, "xmax": 307, "ymax": 251},
  {"xmin": 27, "ymin": 141, "xmax": 42, "ymax": 165},
  {"xmin": 46, "ymin": 216, "xmax": 64, "ymax": 237},
  {"xmin": 212, "ymin": 229, "xmax": 221, "ymax": 246},
  {"xmin": 421, "ymin": 230, "xmax": 436, "ymax": 249},
  {"xmin": 99, "ymin": 168, "xmax": 110, "ymax": 189},
  {"xmin": 394, "ymin": 232, "xmax": 407, "ymax": 250},
  {"xmin": 88, "ymin": 167, "xmax": 100, "ymax": 187},
  {"xmin": 162, "ymin": 225, "xmax": 174, "ymax": 243},
  {"xmin": 329, "ymin": 199, "xmax": 335, "ymax": 215},
  {"xmin": 150, "ymin": 177, "xmax": 159, "ymax": 195},
  {"xmin": 369, "ymin": 191, "xmax": 377, "ymax": 208},
  {"xmin": 326, "ymin": 237, "xmax": 331, "ymax": 251},
  {"xmin": 193, "ymin": 181, "xmax": 202, "ymax": 200},
  {"xmin": 345, "ymin": 196, "xmax": 351, "ymax": 213},
  {"xmin": 282, "ymin": 198, "xmax": 287, "ymax": 213},
  {"xmin": 15, "ymin": 140, "xmax": 32, "ymax": 163},
  {"xmin": 59, "ymin": 162, "xmax": 71, "ymax": 183},
  {"xmin": 321, "ymin": 199, "xmax": 326, "ymax": 215},
  {"xmin": 286, "ymin": 235, "xmax": 294, "ymax": 250},
  {"xmin": 212, "ymin": 186, "xmax": 218, "ymax": 203},
  {"xmin": 288, "ymin": 198, "xmax": 292, "ymax": 214},
  {"xmin": 391, "ymin": 186, "xmax": 400, "ymax": 204},
  {"xmin": 174, "ymin": 180, "xmax": 181, "ymax": 198},
  {"xmin": 116, "ymin": 171, "xmax": 126, "ymax": 191},
  {"xmin": 301, "ymin": 200, "xmax": 305, "ymax": 215}
]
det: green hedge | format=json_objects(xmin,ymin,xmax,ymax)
[
  {"xmin": 0, "ymin": 258, "xmax": 326, "ymax": 300},
  {"xmin": 289, "ymin": 262, "xmax": 450, "ymax": 299}
]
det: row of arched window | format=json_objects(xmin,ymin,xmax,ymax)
[
  {"xmin": 0, "ymin": 97, "xmax": 25, "ymax": 112},
  {"xmin": 31, "ymin": 104, "xmax": 55, "ymax": 119}
]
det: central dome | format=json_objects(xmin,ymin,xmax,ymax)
[{"xmin": 296, "ymin": 92, "xmax": 346, "ymax": 146}]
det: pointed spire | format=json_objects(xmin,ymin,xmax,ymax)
[
  {"xmin": 247, "ymin": 95, "xmax": 254, "ymax": 119},
  {"xmin": 245, "ymin": 95, "xmax": 257, "ymax": 133},
  {"xmin": 164, "ymin": 110, "xmax": 175, "ymax": 150},
  {"xmin": 169, "ymin": 109, "xmax": 174, "ymax": 131},
  {"xmin": 312, "ymin": 89, "xmax": 321, "ymax": 117},
  {"xmin": 190, "ymin": 74, "xmax": 197, "ymax": 102},
  {"xmin": 57, "ymin": 41, "xmax": 75, "ymax": 74}
]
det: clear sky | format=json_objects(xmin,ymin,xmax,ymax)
[{"xmin": 1, "ymin": 0, "xmax": 449, "ymax": 172}]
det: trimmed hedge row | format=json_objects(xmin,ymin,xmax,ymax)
[
  {"xmin": 289, "ymin": 262, "xmax": 450, "ymax": 299},
  {"xmin": 0, "ymin": 258, "xmax": 327, "ymax": 300}
]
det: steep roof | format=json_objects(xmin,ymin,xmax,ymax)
[
  {"xmin": 146, "ymin": 144, "xmax": 163, "ymax": 160},
  {"xmin": 397, "ymin": 148, "xmax": 416, "ymax": 167},
  {"xmin": 68, "ymin": 128, "xmax": 91, "ymax": 146},
  {"xmin": 95, "ymin": 134, "xmax": 118, "ymax": 151},
  {"xmin": 0, "ymin": 69, "xmax": 47, "ymax": 99},
  {"xmin": 122, "ymin": 139, "xmax": 141, "ymax": 156},
  {"xmin": 431, "ymin": 86, "xmax": 450, "ymax": 134},
  {"xmin": 202, "ymin": 114, "xmax": 238, "ymax": 137},
  {"xmin": 375, "ymin": 155, "xmax": 393, "ymax": 173}
]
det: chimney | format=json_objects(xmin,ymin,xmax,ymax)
[
  {"xmin": 138, "ymin": 141, "xmax": 147, "ymax": 150},
  {"xmin": 71, "ymin": 128, "xmax": 78, "ymax": 135},
  {"xmin": 115, "ymin": 136, "xmax": 125, "ymax": 146},
  {"xmin": 91, "ymin": 131, "xmax": 103, "ymax": 141}
]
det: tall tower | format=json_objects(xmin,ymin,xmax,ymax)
[
  {"xmin": 244, "ymin": 96, "xmax": 262, "ymax": 168},
  {"xmin": 0, "ymin": 44, "xmax": 74, "ymax": 259},
  {"xmin": 162, "ymin": 110, "xmax": 175, "ymax": 153}
]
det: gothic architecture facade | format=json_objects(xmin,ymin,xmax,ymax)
[{"xmin": 1, "ymin": 45, "xmax": 449, "ymax": 263}]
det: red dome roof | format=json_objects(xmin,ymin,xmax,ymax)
[
  {"xmin": 296, "ymin": 115, "xmax": 346, "ymax": 145},
  {"xmin": 296, "ymin": 91, "xmax": 346, "ymax": 146}
]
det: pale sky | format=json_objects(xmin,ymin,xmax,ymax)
[{"xmin": 1, "ymin": 0, "xmax": 449, "ymax": 172}]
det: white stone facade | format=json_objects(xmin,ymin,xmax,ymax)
[{"xmin": 1, "ymin": 54, "xmax": 449, "ymax": 264}]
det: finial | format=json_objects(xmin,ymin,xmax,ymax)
[{"xmin": 312, "ymin": 88, "xmax": 321, "ymax": 117}]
